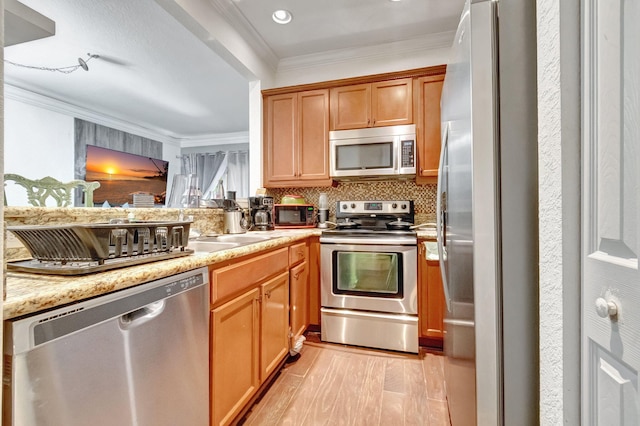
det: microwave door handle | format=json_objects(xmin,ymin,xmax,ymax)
[
  {"xmin": 436, "ymin": 123, "xmax": 451, "ymax": 312},
  {"xmin": 393, "ymin": 138, "xmax": 399, "ymax": 172}
]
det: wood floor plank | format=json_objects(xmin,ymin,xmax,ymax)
[
  {"xmin": 241, "ymin": 341, "xmax": 449, "ymax": 426},
  {"xmin": 403, "ymin": 358, "xmax": 430, "ymax": 425},
  {"xmin": 243, "ymin": 373, "xmax": 303, "ymax": 426},
  {"xmin": 352, "ymin": 357, "xmax": 386, "ymax": 426},
  {"xmin": 379, "ymin": 390, "xmax": 406, "ymax": 426},
  {"xmin": 300, "ymin": 353, "xmax": 352, "ymax": 425},
  {"xmin": 325, "ymin": 353, "xmax": 371, "ymax": 425},
  {"xmin": 423, "ymin": 353, "xmax": 446, "ymax": 401},
  {"xmin": 384, "ymin": 357, "xmax": 406, "ymax": 394},
  {"xmin": 276, "ymin": 349, "xmax": 338, "ymax": 425},
  {"xmin": 284, "ymin": 344, "xmax": 322, "ymax": 378},
  {"xmin": 427, "ymin": 398, "xmax": 451, "ymax": 426}
]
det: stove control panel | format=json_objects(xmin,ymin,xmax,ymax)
[{"xmin": 337, "ymin": 200, "xmax": 413, "ymax": 215}]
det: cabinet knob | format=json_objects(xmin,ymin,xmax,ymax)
[{"xmin": 595, "ymin": 297, "xmax": 618, "ymax": 319}]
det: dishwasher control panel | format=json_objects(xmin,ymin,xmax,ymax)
[{"xmin": 165, "ymin": 273, "xmax": 205, "ymax": 296}]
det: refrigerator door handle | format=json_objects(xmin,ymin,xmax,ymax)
[{"xmin": 436, "ymin": 122, "xmax": 451, "ymax": 311}]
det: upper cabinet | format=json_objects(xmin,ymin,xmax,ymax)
[
  {"xmin": 414, "ymin": 74, "xmax": 445, "ymax": 184},
  {"xmin": 329, "ymin": 78, "xmax": 413, "ymax": 130},
  {"xmin": 261, "ymin": 65, "xmax": 446, "ymax": 188},
  {"xmin": 263, "ymin": 89, "xmax": 332, "ymax": 188}
]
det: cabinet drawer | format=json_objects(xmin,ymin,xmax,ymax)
[
  {"xmin": 211, "ymin": 248, "xmax": 289, "ymax": 306},
  {"xmin": 289, "ymin": 241, "xmax": 308, "ymax": 266}
]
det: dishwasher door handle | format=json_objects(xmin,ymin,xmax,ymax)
[{"xmin": 120, "ymin": 300, "xmax": 166, "ymax": 329}]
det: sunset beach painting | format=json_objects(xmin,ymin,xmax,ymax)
[{"xmin": 85, "ymin": 145, "xmax": 169, "ymax": 206}]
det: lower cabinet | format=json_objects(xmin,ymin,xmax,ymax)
[
  {"xmin": 260, "ymin": 272, "xmax": 290, "ymax": 381},
  {"xmin": 418, "ymin": 240, "xmax": 446, "ymax": 346},
  {"xmin": 289, "ymin": 260, "xmax": 309, "ymax": 342},
  {"xmin": 210, "ymin": 247, "xmax": 291, "ymax": 426},
  {"xmin": 211, "ymin": 288, "xmax": 260, "ymax": 426},
  {"xmin": 308, "ymin": 236, "xmax": 321, "ymax": 326}
]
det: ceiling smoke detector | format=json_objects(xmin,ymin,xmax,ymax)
[{"xmin": 272, "ymin": 9, "xmax": 292, "ymax": 24}]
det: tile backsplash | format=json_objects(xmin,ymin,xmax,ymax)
[{"xmin": 267, "ymin": 181, "xmax": 436, "ymax": 224}]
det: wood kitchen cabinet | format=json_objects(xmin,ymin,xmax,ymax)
[
  {"xmin": 329, "ymin": 78, "xmax": 413, "ymax": 130},
  {"xmin": 211, "ymin": 288, "xmax": 260, "ymax": 426},
  {"xmin": 414, "ymin": 73, "xmax": 445, "ymax": 184},
  {"xmin": 418, "ymin": 240, "xmax": 446, "ymax": 348},
  {"xmin": 289, "ymin": 241, "xmax": 309, "ymax": 343},
  {"xmin": 260, "ymin": 271, "xmax": 290, "ymax": 381},
  {"xmin": 209, "ymin": 248, "xmax": 290, "ymax": 426},
  {"xmin": 308, "ymin": 236, "xmax": 321, "ymax": 326},
  {"xmin": 263, "ymin": 89, "xmax": 332, "ymax": 187}
]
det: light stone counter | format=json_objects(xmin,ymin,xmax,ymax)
[
  {"xmin": 4, "ymin": 228, "xmax": 321, "ymax": 320},
  {"xmin": 416, "ymin": 228, "xmax": 437, "ymax": 240}
]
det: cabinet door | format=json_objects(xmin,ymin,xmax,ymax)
[
  {"xmin": 307, "ymin": 236, "xmax": 322, "ymax": 326},
  {"xmin": 211, "ymin": 288, "xmax": 260, "ymax": 426},
  {"xmin": 264, "ymin": 93, "xmax": 297, "ymax": 184},
  {"xmin": 330, "ymin": 83, "xmax": 371, "ymax": 130},
  {"xmin": 371, "ymin": 78, "xmax": 413, "ymax": 127},
  {"xmin": 425, "ymin": 259, "xmax": 445, "ymax": 339},
  {"xmin": 418, "ymin": 243, "xmax": 445, "ymax": 344},
  {"xmin": 290, "ymin": 260, "xmax": 309, "ymax": 342},
  {"xmin": 260, "ymin": 271, "xmax": 290, "ymax": 381},
  {"xmin": 415, "ymin": 74, "xmax": 444, "ymax": 183},
  {"xmin": 298, "ymin": 90, "xmax": 330, "ymax": 181}
]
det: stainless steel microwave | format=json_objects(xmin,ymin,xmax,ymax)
[{"xmin": 329, "ymin": 124, "xmax": 416, "ymax": 180}]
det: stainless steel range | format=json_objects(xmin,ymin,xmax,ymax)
[{"xmin": 320, "ymin": 200, "xmax": 418, "ymax": 353}]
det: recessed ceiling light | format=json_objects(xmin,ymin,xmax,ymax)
[
  {"xmin": 389, "ymin": 0, "xmax": 402, "ymax": 2},
  {"xmin": 272, "ymin": 9, "xmax": 292, "ymax": 24}
]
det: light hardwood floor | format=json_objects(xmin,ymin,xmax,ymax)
[{"xmin": 240, "ymin": 334, "xmax": 450, "ymax": 425}]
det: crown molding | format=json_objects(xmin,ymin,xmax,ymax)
[
  {"xmin": 179, "ymin": 131, "xmax": 249, "ymax": 148},
  {"xmin": 208, "ymin": 0, "xmax": 280, "ymax": 71},
  {"xmin": 4, "ymin": 85, "xmax": 251, "ymax": 148},
  {"xmin": 277, "ymin": 31, "xmax": 455, "ymax": 74},
  {"xmin": 4, "ymin": 84, "xmax": 183, "ymax": 147}
]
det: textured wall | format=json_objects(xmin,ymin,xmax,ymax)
[
  {"xmin": 537, "ymin": 0, "xmax": 581, "ymax": 424},
  {"xmin": 537, "ymin": 0, "xmax": 564, "ymax": 422}
]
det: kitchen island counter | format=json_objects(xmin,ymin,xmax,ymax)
[{"xmin": 4, "ymin": 229, "xmax": 321, "ymax": 320}]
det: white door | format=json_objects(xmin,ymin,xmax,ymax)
[{"xmin": 582, "ymin": 0, "xmax": 640, "ymax": 424}]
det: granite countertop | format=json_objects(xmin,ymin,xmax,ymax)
[
  {"xmin": 4, "ymin": 229, "xmax": 322, "ymax": 320},
  {"xmin": 415, "ymin": 228, "xmax": 437, "ymax": 240},
  {"xmin": 4, "ymin": 222, "xmax": 437, "ymax": 320}
]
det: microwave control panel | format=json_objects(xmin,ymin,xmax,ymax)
[{"xmin": 401, "ymin": 139, "xmax": 415, "ymax": 167}]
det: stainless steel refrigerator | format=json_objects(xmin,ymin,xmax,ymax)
[{"xmin": 436, "ymin": 0, "xmax": 539, "ymax": 424}]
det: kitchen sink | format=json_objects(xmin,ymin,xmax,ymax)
[
  {"xmin": 187, "ymin": 241, "xmax": 240, "ymax": 253},
  {"xmin": 188, "ymin": 233, "xmax": 275, "ymax": 253},
  {"xmin": 208, "ymin": 234, "xmax": 273, "ymax": 244}
]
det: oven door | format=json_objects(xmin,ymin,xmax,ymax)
[{"xmin": 320, "ymin": 241, "xmax": 417, "ymax": 314}]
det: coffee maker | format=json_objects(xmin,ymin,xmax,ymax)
[{"xmin": 249, "ymin": 196, "xmax": 274, "ymax": 231}]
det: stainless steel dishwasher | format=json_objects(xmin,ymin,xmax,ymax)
[{"xmin": 3, "ymin": 267, "xmax": 209, "ymax": 426}]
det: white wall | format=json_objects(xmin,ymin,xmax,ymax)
[
  {"xmin": 537, "ymin": 0, "xmax": 581, "ymax": 424},
  {"xmin": 3, "ymin": 91, "xmax": 184, "ymax": 207},
  {"xmin": 274, "ymin": 36, "xmax": 453, "ymax": 88},
  {"xmin": 4, "ymin": 98, "xmax": 75, "ymax": 206}
]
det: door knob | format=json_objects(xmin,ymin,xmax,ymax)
[{"xmin": 595, "ymin": 297, "xmax": 618, "ymax": 319}]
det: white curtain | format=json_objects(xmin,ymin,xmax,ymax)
[
  {"xmin": 180, "ymin": 150, "xmax": 248, "ymax": 200},
  {"xmin": 181, "ymin": 152, "xmax": 227, "ymax": 200},
  {"xmin": 226, "ymin": 151, "xmax": 249, "ymax": 198}
]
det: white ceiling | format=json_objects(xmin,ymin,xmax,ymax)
[{"xmin": 4, "ymin": 0, "xmax": 464, "ymax": 140}]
